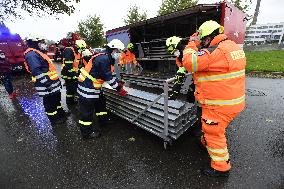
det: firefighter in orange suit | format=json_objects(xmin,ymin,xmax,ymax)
[
  {"xmin": 119, "ymin": 43, "xmax": 142, "ymax": 74},
  {"xmin": 176, "ymin": 20, "xmax": 246, "ymax": 177}
]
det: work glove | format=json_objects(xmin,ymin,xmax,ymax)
[
  {"xmin": 118, "ymin": 80, "xmax": 124, "ymax": 88},
  {"xmin": 117, "ymin": 87, "xmax": 128, "ymax": 97}
]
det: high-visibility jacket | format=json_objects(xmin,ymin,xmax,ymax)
[
  {"xmin": 61, "ymin": 47, "xmax": 80, "ymax": 80},
  {"xmin": 77, "ymin": 53, "xmax": 121, "ymax": 99},
  {"xmin": 119, "ymin": 49, "xmax": 137, "ymax": 66},
  {"xmin": 24, "ymin": 48, "xmax": 61, "ymax": 97},
  {"xmin": 182, "ymin": 34, "xmax": 246, "ymax": 115}
]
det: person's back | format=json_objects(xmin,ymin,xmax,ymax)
[
  {"xmin": 24, "ymin": 38, "xmax": 66, "ymax": 125},
  {"xmin": 180, "ymin": 20, "xmax": 246, "ymax": 177},
  {"xmin": 78, "ymin": 53, "xmax": 117, "ymax": 92},
  {"xmin": 192, "ymin": 34, "xmax": 246, "ymax": 114}
]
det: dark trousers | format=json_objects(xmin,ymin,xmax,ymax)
[
  {"xmin": 78, "ymin": 93, "xmax": 108, "ymax": 136},
  {"xmin": 43, "ymin": 92, "xmax": 64, "ymax": 122},
  {"xmin": 1, "ymin": 74, "xmax": 13, "ymax": 95},
  {"xmin": 95, "ymin": 93, "xmax": 109, "ymax": 124},
  {"xmin": 65, "ymin": 80, "xmax": 78, "ymax": 106}
]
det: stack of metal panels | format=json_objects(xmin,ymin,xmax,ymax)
[
  {"xmin": 122, "ymin": 74, "xmax": 193, "ymax": 94},
  {"xmin": 122, "ymin": 74, "xmax": 175, "ymax": 89},
  {"xmin": 103, "ymin": 86, "xmax": 197, "ymax": 141}
]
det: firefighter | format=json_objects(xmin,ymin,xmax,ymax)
[
  {"xmin": 24, "ymin": 36, "xmax": 66, "ymax": 125},
  {"xmin": 61, "ymin": 39, "xmax": 86, "ymax": 106},
  {"xmin": 181, "ymin": 20, "xmax": 246, "ymax": 177},
  {"xmin": 166, "ymin": 35, "xmax": 201, "ymax": 137},
  {"xmin": 81, "ymin": 48, "xmax": 109, "ymax": 125},
  {"xmin": 77, "ymin": 39, "xmax": 128, "ymax": 139},
  {"xmin": 119, "ymin": 43, "xmax": 142, "ymax": 74},
  {"xmin": 166, "ymin": 34, "xmax": 199, "ymax": 102}
]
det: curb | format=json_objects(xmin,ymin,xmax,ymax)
[
  {"xmin": 246, "ymin": 71, "xmax": 284, "ymax": 78},
  {"xmin": 247, "ymin": 71, "xmax": 284, "ymax": 76}
]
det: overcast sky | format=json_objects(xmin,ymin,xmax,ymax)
[{"xmin": 4, "ymin": 0, "xmax": 284, "ymax": 41}]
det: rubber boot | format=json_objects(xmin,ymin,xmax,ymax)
[{"xmin": 203, "ymin": 168, "xmax": 230, "ymax": 177}]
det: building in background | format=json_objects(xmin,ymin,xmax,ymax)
[{"xmin": 245, "ymin": 22, "xmax": 284, "ymax": 45}]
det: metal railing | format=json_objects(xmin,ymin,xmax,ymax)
[{"xmin": 103, "ymin": 75, "xmax": 197, "ymax": 149}]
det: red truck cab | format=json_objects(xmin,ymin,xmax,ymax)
[{"xmin": 0, "ymin": 24, "xmax": 26, "ymax": 73}]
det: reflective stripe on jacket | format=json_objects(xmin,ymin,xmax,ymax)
[
  {"xmin": 24, "ymin": 48, "xmax": 61, "ymax": 97},
  {"xmin": 61, "ymin": 47, "xmax": 80, "ymax": 80},
  {"xmin": 182, "ymin": 34, "xmax": 246, "ymax": 114},
  {"xmin": 77, "ymin": 53, "xmax": 120, "ymax": 99},
  {"xmin": 63, "ymin": 47, "xmax": 80, "ymax": 71},
  {"xmin": 24, "ymin": 48, "xmax": 59, "ymax": 81}
]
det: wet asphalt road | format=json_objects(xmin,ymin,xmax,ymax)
[{"xmin": 0, "ymin": 73, "xmax": 283, "ymax": 189}]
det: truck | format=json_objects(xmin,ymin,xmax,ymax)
[
  {"xmin": 47, "ymin": 32, "xmax": 82, "ymax": 62},
  {"xmin": 0, "ymin": 24, "xmax": 26, "ymax": 73},
  {"xmin": 106, "ymin": 0, "xmax": 247, "ymax": 74},
  {"xmin": 105, "ymin": 1, "xmax": 247, "ymax": 149}
]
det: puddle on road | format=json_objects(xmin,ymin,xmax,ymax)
[{"xmin": 17, "ymin": 95, "xmax": 58, "ymax": 150}]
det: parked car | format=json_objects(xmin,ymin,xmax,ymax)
[{"xmin": 92, "ymin": 48, "xmax": 105, "ymax": 54}]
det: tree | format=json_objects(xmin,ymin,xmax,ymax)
[
  {"xmin": 0, "ymin": 0, "xmax": 80, "ymax": 21},
  {"xmin": 66, "ymin": 31, "xmax": 78, "ymax": 38},
  {"xmin": 158, "ymin": 0, "xmax": 198, "ymax": 16},
  {"xmin": 124, "ymin": 5, "xmax": 147, "ymax": 25},
  {"xmin": 78, "ymin": 15, "xmax": 104, "ymax": 48},
  {"xmin": 251, "ymin": 0, "xmax": 262, "ymax": 25},
  {"xmin": 230, "ymin": 0, "xmax": 252, "ymax": 13}
]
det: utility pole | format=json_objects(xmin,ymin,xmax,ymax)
[{"xmin": 251, "ymin": 0, "xmax": 262, "ymax": 25}]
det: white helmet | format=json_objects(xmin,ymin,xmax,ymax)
[
  {"xmin": 107, "ymin": 39, "xmax": 125, "ymax": 51},
  {"xmin": 27, "ymin": 34, "xmax": 45, "ymax": 41},
  {"xmin": 82, "ymin": 49, "xmax": 93, "ymax": 57}
]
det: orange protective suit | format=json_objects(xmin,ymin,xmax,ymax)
[
  {"xmin": 119, "ymin": 49, "xmax": 137, "ymax": 66},
  {"xmin": 182, "ymin": 34, "xmax": 246, "ymax": 172}
]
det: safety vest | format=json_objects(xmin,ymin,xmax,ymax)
[
  {"xmin": 24, "ymin": 48, "xmax": 59, "ymax": 83},
  {"xmin": 78, "ymin": 53, "xmax": 105, "ymax": 89},
  {"xmin": 183, "ymin": 34, "xmax": 246, "ymax": 114},
  {"xmin": 79, "ymin": 55, "xmax": 88, "ymax": 68},
  {"xmin": 62, "ymin": 47, "xmax": 80, "ymax": 72},
  {"xmin": 119, "ymin": 49, "xmax": 137, "ymax": 66}
]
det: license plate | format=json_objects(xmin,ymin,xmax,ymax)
[{"xmin": 13, "ymin": 65, "xmax": 23, "ymax": 71}]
